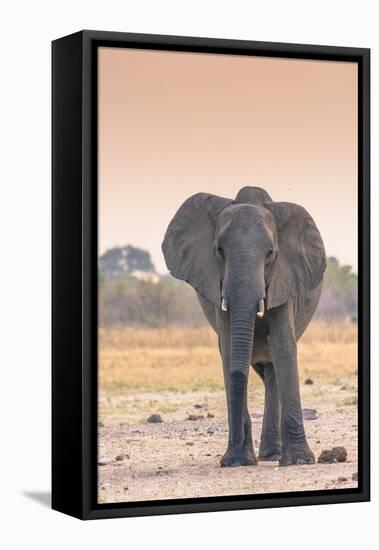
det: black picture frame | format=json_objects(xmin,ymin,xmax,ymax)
[{"xmin": 52, "ymin": 30, "xmax": 370, "ymax": 520}]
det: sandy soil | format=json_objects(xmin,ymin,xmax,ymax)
[{"xmin": 98, "ymin": 384, "xmax": 358, "ymax": 503}]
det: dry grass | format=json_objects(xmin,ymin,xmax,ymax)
[
  {"xmin": 99, "ymin": 326, "xmax": 218, "ymax": 350},
  {"xmin": 99, "ymin": 321, "xmax": 357, "ymax": 395}
]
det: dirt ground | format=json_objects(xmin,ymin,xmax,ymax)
[{"xmin": 98, "ymin": 382, "xmax": 358, "ymax": 503}]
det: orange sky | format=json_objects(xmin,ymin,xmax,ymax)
[{"xmin": 98, "ymin": 47, "xmax": 358, "ymax": 273}]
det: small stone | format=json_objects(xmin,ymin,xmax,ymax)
[
  {"xmin": 207, "ymin": 413, "xmax": 215, "ymax": 418},
  {"xmin": 302, "ymin": 408, "xmax": 318, "ymax": 420},
  {"xmin": 207, "ymin": 428, "xmax": 214, "ymax": 435},
  {"xmin": 147, "ymin": 414, "xmax": 163, "ymax": 423},
  {"xmin": 318, "ymin": 450, "xmax": 337, "ymax": 464},
  {"xmin": 316, "ymin": 440, "xmax": 321, "ymax": 444},
  {"xmin": 156, "ymin": 468, "xmax": 171, "ymax": 475},
  {"xmin": 340, "ymin": 385, "xmax": 347, "ymax": 390},
  {"xmin": 193, "ymin": 403, "xmax": 205, "ymax": 409},
  {"xmin": 251, "ymin": 411, "xmax": 263, "ymax": 418},
  {"xmin": 98, "ymin": 459, "xmax": 111, "ymax": 466},
  {"xmin": 123, "ymin": 486, "xmax": 129, "ymax": 491},
  {"xmin": 338, "ymin": 476, "xmax": 348, "ymax": 482},
  {"xmin": 352, "ymin": 472, "xmax": 358, "ymax": 481},
  {"xmin": 332, "ymin": 446, "xmax": 347, "ymax": 462},
  {"xmin": 98, "ymin": 421, "xmax": 104, "ymax": 427},
  {"xmin": 185, "ymin": 442, "xmax": 194, "ymax": 446},
  {"xmin": 318, "ymin": 446, "xmax": 347, "ymax": 464},
  {"xmin": 304, "ymin": 378, "xmax": 314, "ymax": 385},
  {"xmin": 115, "ymin": 453, "xmax": 128, "ymax": 461},
  {"xmin": 187, "ymin": 414, "xmax": 204, "ymax": 421},
  {"xmin": 205, "ymin": 453, "xmax": 212, "ymax": 456},
  {"xmin": 100, "ymin": 486, "xmax": 106, "ymax": 491}
]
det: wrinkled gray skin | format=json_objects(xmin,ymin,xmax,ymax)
[{"xmin": 162, "ymin": 187, "xmax": 326, "ymax": 467}]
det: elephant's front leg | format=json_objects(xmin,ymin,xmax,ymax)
[
  {"xmin": 269, "ymin": 304, "xmax": 315, "ymax": 466},
  {"xmin": 217, "ymin": 312, "xmax": 257, "ymax": 467}
]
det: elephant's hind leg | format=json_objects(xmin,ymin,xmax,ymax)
[{"xmin": 253, "ymin": 362, "xmax": 282, "ymax": 461}]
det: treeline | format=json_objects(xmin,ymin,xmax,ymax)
[
  {"xmin": 99, "ymin": 275, "xmax": 206, "ymax": 327},
  {"xmin": 99, "ymin": 255, "xmax": 357, "ymax": 328},
  {"xmin": 315, "ymin": 257, "xmax": 357, "ymax": 321}
]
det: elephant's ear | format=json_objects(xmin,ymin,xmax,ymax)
[
  {"xmin": 162, "ymin": 193, "xmax": 233, "ymax": 305},
  {"xmin": 264, "ymin": 202, "xmax": 326, "ymax": 310}
]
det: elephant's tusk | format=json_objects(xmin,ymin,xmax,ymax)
[
  {"xmin": 257, "ymin": 299, "xmax": 265, "ymax": 318},
  {"xmin": 221, "ymin": 297, "xmax": 228, "ymax": 312}
]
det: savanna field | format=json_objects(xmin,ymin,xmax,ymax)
[{"xmin": 98, "ymin": 321, "xmax": 358, "ymax": 503}]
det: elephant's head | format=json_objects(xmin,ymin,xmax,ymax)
[{"xmin": 162, "ymin": 186, "xmax": 326, "ymax": 376}]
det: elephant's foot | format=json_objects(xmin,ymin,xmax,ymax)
[
  {"xmin": 220, "ymin": 444, "xmax": 257, "ymax": 468},
  {"xmin": 279, "ymin": 442, "xmax": 315, "ymax": 466},
  {"xmin": 258, "ymin": 446, "xmax": 282, "ymax": 462}
]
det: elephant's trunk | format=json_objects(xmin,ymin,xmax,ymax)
[
  {"xmin": 229, "ymin": 295, "xmax": 257, "ymax": 447},
  {"xmin": 230, "ymin": 305, "xmax": 256, "ymax": 377}
]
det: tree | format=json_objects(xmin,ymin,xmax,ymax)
[{"xmin": 99, "ymin": 245, "xmax": 155, "ymax": 277}]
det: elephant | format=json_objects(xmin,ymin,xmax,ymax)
[{"xmin": 162, "ymin": 186, "xmax": 326, "ymax": 467}]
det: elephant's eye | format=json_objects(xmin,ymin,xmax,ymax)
[
  {"xmin": 217, "ymin": 246, "xmax": 225, "ymax": 260},
  {"xmin": 266, "ymin": 248, "xmax": 273, "ymax": 261}
]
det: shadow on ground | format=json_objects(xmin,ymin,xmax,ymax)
[{"xmin": 23, "ymin": 491, "xmax": 51, "ymax": 507}]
